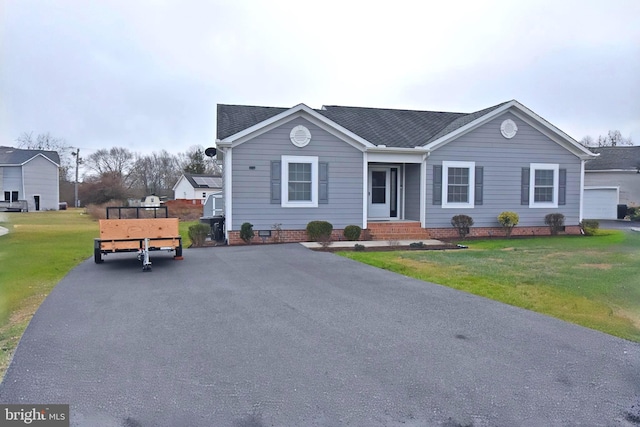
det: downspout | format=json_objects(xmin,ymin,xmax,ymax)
[
  {"xmin": 579, "ymin": 159, "xmax": 585, "ymax": 222},
  {"xmin": 222, "ymin": 146, "xmax": 233, "ymax": 242},
  {"xmin": 420, "ymin": 152, "xmax": 430, "ymax": 228},
  {"xmin": 362, "ymin": 151, "xmax": 368, "ymax": 229}
]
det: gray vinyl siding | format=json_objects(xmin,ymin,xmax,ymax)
[
  {"xmin": 585, "ymin": 171, "xmax": 640, "ymax": 206},
  {"xmin": 22, "ymin": 156, "xmax": 59, "ymax": 210},
  {"xmin": 425, "ymin": 112, "xmax": 583, "ymax": 228},
  {"xmin": 404, "ymin": 164, "xmax": 421, "ymax": 221},
  {"xmin": 231, "ymin": 117, "xmax": 363, "ymax": 230},
  {"xmin": 3, "ymin": 166, "xmax": 22, "ymax": 198}
]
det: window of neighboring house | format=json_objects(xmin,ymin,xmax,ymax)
[
  {"xmin": 530, "ymin": 163, "xmax": 559, "ymax": 208},
  {"xmin": 5, "ymin": 191, "xmax": 18, "ymax": 202},
  {"xmin": 3, "ymin": 192, "xmax": 9, "ymax": 202},
  {"xmin": 281, "ymin": 155, "xmax": 318, "ymax": 207},
  {"xmin": 442, "ymin": 161, "xmax": 475, "ymax": 208}
]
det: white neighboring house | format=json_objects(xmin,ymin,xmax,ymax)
[
  {"xmin": 0, "ymin": 146, "xmax": 60, "ymax": 211},
  {"xmin": 172, "ymin": 173, "xmax": 222, "ymax": 204}
]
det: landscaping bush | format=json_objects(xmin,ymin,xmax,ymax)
[
  {"xmin": 580, "ymin": 219, "xmax": 599, "ymax": 236},
  {"xmin": 188, "ymin": 223, "xmax": 211, "ymax": 247},
  {"xmin": 240, "ymin": 222, "xmax": 254, "ymax": 244},
  {"xmin": 629, "ymin": 206, "xmax": 640, "ymax": 222},
  {"xmin": 497, "ymin": 211, "xmax": 519, "ymax": 238},
  {"xmin": 451, "ymin": 215, "xmax": 474, "ymax": 238},
  {"xmin": 409, "ymin": 242, "xmax": 425, "ymax": 248},
  {"xmin": 545, "ymin": 213, "xmax": 565, "ymax": 235},
  {"xmin": 354, "ymin": 243, "xmax": 365, "ymax": 251},
  {"xmin": 306, "ymin": 220, "xmax": 333, "ymax": 242},
  {"xmin": 343, "ymin": 225, "xmax": 362, "ymax": 241}
]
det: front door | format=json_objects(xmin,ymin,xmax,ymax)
[{"xmin": 369, "ymin": 168, "xmax": 390, "ymax": 218}]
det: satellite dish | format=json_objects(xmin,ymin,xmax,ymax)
[{"xmin": 205, "ymin": 147, "xmax": 217, "ymax": 157}]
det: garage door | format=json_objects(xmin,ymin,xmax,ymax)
[{"xmin": 583, "ymin": 188, "xmax": 618, "ymax": 219}]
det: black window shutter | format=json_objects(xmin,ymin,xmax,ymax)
[
  {"xmin": 521, "ymin": 167, "xmax": 530, "ymax": 205},
  {"xmin": 475, "ymin": 166, "xmax": 483, "ymax": 205},
  {"xmin": 319, "ymin": 162, "xmax": 329, "ymax": 204},
  {"xmin": 433, "ymin": 165, "xmax": 442, "ymax": 205},
  {"xmin": 271, "ymin": 161, "xmax": 281, "ymax": 204},
  {"xmin": 558, "ymin": 168, "xmax": 566, "ymax": 205}
]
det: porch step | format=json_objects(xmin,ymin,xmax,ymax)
[{"xmin": 367, "ymin": 222, "xmax": 432, "ymax": 241}]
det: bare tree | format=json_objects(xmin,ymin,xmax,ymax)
[
  {"xmin": 84, "ymin": 147, "xmax": 135, "ymax": 184},
  {"xmin": 15, "ymin": 131, "xmax": 74, "ymax": 180},
  {"xmin": 582, "ymin": 130, "xmax": 633, "ymax": 147},
  {"xmin": 129, "ymin": 150, "xmax": 182, "ymax": 197}
]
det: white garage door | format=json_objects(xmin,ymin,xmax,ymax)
[{"xmin": 583, "ymin": 188, "xmax": 618, "ymax": 219}]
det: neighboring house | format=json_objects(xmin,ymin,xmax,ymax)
[
  {"xmin": 0, "ymin": 146, "xmax": 60, "ymax": 212},
  {"xmin": 172, "ymin": 173, "xmax": 222, "ymax": 204},
  {"xmin": 584, "ymin": 146, "xmax": 640, "ymax": 219},
  {"xmin": 215, "ymin": 101, "xmax": 597, "ymax": 244}
]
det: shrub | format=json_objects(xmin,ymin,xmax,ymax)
[
  {"xmin": 188, "ymin": 223, "xmax": 211, "ymax": 247},
  {"xmin": 497, "ymin": 211, "xmax": 519, "ymax": 238},
  {"xmin": 240, "ymin": 222, "xmax": 254, "ymax": 244},
  {"xmin": 343, "ymin": 225, "xmax": 362, "ymax": 241},
  {"xmin": 306, "ymin": 220, "xmax": 333, "ymax": 242},
  {"xmin": 409, "ymin": 242, "xmax": 425, "ymax": 248},
  {"xmin": 354, "ymin": 244, "xmax": 365, "ymax": 251},
  {"xmin": 544, "ymin": 213, "xmax": 565, "ymax": 235},
  {"xmin": 451, "ymin": 215, "xmax": 474, "ymax": 239},
  {"xmin": 580, "ymin": 219, "xmax": 599, "ymax": 236},
  {"xmin": 629, "ymin": 207, "xmax": 640, "ymax": 222}
]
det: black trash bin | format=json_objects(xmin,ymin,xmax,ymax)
[
  {"xmin": 617, "ymin": 204, "xmax": 628, "ymax": 220},
  {"xmin": 200, "ymin": 216, "xmax": 225, "ymax": 243}
]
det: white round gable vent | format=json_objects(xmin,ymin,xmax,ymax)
[
  {"xmin": 500, "ymin": 119, "xmax": 518, "ymax": 139},
  {"xmin": 290, "ymin": 125, "xmax": 311, "ymax": 147}
]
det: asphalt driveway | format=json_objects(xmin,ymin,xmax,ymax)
[{"xmin": 1, "ymin": 244, "xmax": 639, "ymax": 426}]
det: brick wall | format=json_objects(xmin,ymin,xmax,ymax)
[
  {"xmin": 227, "ymin": 225, "xmax": 581, "ymax": 245},
  {"xmin": 428, "ymin": 225, "xmax": 582, "ymax": 239},
  {"xmin": 227, "ymin": 229, "xmax": 364, "ymax": 245}
]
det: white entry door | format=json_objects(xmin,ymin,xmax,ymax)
[{"xmin": 369, "ymin": 168, "xmax": 390, "ymax": 218}]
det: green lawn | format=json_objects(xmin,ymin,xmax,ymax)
[
  {"xmin": 340, "ymin": 231, "xmax": 640, "ymax": 342},
  {"xmin": 0, "ymin": 210, "xmax": 197, "ymax": 379}
]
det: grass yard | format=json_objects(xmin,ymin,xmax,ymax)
[
  {"xmin": 0, "ymin": 209, "xmax": 198, "ymax": 380},
  {"xmin": 340, "ymin": 230, "xmax": 640, "ymax": 342}
]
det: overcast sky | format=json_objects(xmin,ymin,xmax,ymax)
[{"xmin": 1, "ymin": 0, "xmax": 639, "ymax": 158}]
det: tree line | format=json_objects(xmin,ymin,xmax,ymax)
[{"xmin": 15, "ymin": 132, "xmax": 221, "ymax": 206}]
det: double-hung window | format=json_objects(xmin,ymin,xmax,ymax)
[
  {"xmin": 529, "ymin": 163, "xmax": 559, "ymax": 208},
  {"xmin": 281, "ymin": 155, "xmax": 318, "ymax": 207},
  {"xmin": 442, "ymin": 161, "xmax": 475, "ymax": 208}
]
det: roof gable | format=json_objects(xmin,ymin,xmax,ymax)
[
  {"xmin": 215, "ymin": 101, "xmax": 597, "ymax": 159},
  {"xmin": 0, "ymin": 146, "xmax": 60, "ymax": 166},
  {"xmin": 585, "ymin": 146, "xmax": 640, "ymax": 171}
]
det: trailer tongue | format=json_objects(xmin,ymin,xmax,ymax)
[{"xmin": 94, "ymin": 206, "xmax": 183, "ymax": 271}]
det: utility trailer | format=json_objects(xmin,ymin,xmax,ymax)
[{"xmin": 94, "ymin": 206, "xmax": 183, "ymax": 271}]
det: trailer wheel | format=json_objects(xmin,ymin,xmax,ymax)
[
  {"xmin": 94, "ymin": 248, "xmax": 103, "ymax": 264},
  {"xmin": 175, "ymin": 245, "xmax": 183, "ymax": 258}
]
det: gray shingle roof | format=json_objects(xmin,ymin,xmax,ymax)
[
  {"xmin": 217, "ymin": 105, "xmax": 287, "ymax": 140},
  {"xmin": 217, "ymin": 102, "xmax": 509, "ymax": 148},
  {"xmin": 585, "ymin": 146, "xmax": 640, "ymax": 171},
  {"xmin": 0, "ymin": 146, "xmax": 60, "ymax": 165}
]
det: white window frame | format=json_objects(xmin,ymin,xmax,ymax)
[
  {"xmin": 529, "ymin": 163, "xmax": 559, "ymax": 208},
  {"xmin": 281, "ymin": 155, "xmax": 318, "ymax": 208},
  {"xmin": 442, "ymin": 161, "xmax": 475, "ymax": 209}
]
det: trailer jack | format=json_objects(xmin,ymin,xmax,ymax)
[{"xmin": 137, "ymin": 238, "xmax": 152, "ymax": 272}]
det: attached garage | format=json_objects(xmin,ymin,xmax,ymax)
[{"xmin": 583, "ymin": 187, "xmax": 619, "ymax": 219}]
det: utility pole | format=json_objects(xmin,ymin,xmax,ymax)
[{"xmin": 72, "ymin": 148, "xmax": 81, "ymax": 207}]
